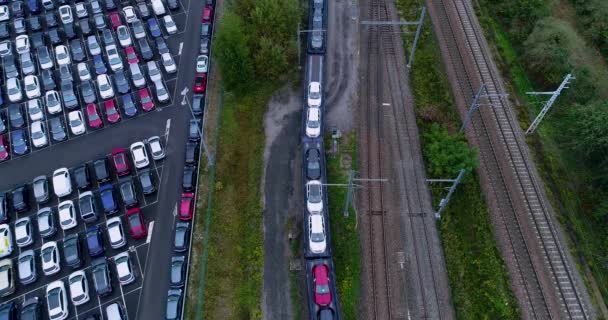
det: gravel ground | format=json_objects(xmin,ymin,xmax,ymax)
[{"xmin": 261, "ymin": 86, "xmax": 302, "ymax": 320}]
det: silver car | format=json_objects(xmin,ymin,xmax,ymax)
[
  {"xmin": 33, "ymin": 175, "xmax": 50, "ymax": 203},
  {"xmin": 19, "ymin": 52, "xmax": 36, "ymax": 75},
  {"xmin": 18, "ymin": 250, "xmax": 37, "ymax": 285}
]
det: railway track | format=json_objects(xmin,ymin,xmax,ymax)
[{"xmin": 428, "ymin": 0, "xmax": 591, "ymax": 318}]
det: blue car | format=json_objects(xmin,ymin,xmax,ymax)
[
  {"xmin": 147, "ymin": 18, "xmax": 161, "ymax": 38},
  {"xmin": 121, "ymin": 94, "xmax": 137, "ymax": 118},
  {"xmin": 86, "ymin": 225, "xmax": 105, "ymax": 257},
  {"xmin": 11, "ymin": 129, "xmax": 29, "ymax": 155},
  {"xmin": 93, "ymin": 54, "xmax": 107, "ymax": 75},
  {"xmin": 27, "ymin": 0, "xmax": 40, "ymax": 13},
  {"xmin": 99, "ymin": 183, "xmax": 118, "ymax": 214}
]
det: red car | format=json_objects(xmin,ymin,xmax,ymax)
[
  {"xmin": 126, "ymin": 207, "xmax": 147, "ymax": 239},
  {"xmin": 202, "ymin": 6, "xmax": 213, "ymax": 23},
  {"xmin": 179, "ymin": 192, "xmax": 194, "ymax": 221},
  {"xmin": 193, "ymin": 73, "xmax": 207, "ymax": 94},
  {"xmin": 104, "ymin": 99, "xmax": 121, "ymax": 123},
  {"xmin": 138, "ymin": 88, "xmax": 155, "ymax": 112},
  {"xmin": 313, "ymin": 263, "xmax": 332, "ymax": 306},
  {"xmin": 86, "ymin": 103, "xmax": 103, "ymax": 128},
  {"xmin": 109, "ymin": 11, "xmax": 122, "ymax": 29},
  {"xmin": 0, "ymin": 135, "xmax": 10, "ymax": 162},
  {"xmin": 111, "ymin": 148, "xmax": 130, "ymax": 176},
  {"xmin": 125, "ymin": 47, "xmax": 139, "ymax": 64}
]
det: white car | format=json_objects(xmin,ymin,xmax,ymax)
[
  {"xmin": 106, "ymin": 45, "xmax": 123, "ymax": 71},
  {"xmin": 130, "ymin": 63, "xmax": 146, "ymax": 88},
  {"xmin": 68, "ymin": 270, "xmax": 90, "ymax": 306},
  {"xmin": 307, "ymin": 82, "xmax": 322, "ymax": 108},
  {"xmin": 196, "ymin": 55, "xmax": 208, "ymax": 73},
  {"xmin": 147, "ymin": 60, "xmax": 162, "ymax": 82},
  {"xmin": 123, "ymin": 6, "xmax": 137, "ymax": 23},
  {"xmin": 27, "ymin": 99, "xmax": 45, "ymax": 121},
  {"xmin": 15, "ymin": 35, "xmax": 29, "ymax": 54},
  {"xmin": 68, "ymin": 110, "xmax": 86, "ymax": 135},
  {"xmin": 55, "ymin": 45, "xmax": 71, "ymax": 66},
  {"xmin": 59, "ymin": 5, "xmax": 73, "ymax": 24},
  {"xmin": 0, "ymin": 40, "xmax": 11, "ymax": 56},
  {"xmin": 31, "ymin": 120, "xmax": 49, "ymax": 148},
  {"xmin": 114, "ymin": 252, "xmax": 135, "ymax": 285},
  {"xmin": 162, "ymin": 15, "xmax": 177, "ymax": 34},
  {"xmin": 154, "ymin": 80, "xmax": 169, "ymax": 103},
  {"xmin": 106, "ymin": 217, "xmax": 126, "ymax": 249},
  {"xmin": 86, "ymin": 35, "xmax": 101, "ymax": 56},
  {"xmin": 306, "ymin": 180, "xmax": 324, "ymax": 214},
  {"xmin": 308, "ymin": 214, "xmax": 327, "ymax": 253},
  {"xmin": 77, "ymin": 62, "xmax": 91, "ymax": 81},
  {"xmin": 0, "ymin": 5, "xmax": 9, "ymax": 22},
  {"xmin": 41, "ymin": 241, "xmax": 61, "ymax": 275},
  {"xmin": 306, "ymin": 107, "xmax": 321, "ymax": 138},
  {"xmin": 161, "ymin": 52, "xmax": 177, "ymax": 73},
  {"xmin": 117, "ymin": 25, "xmax": 132, "ymax": 47},
  {"xmin": 14, "ymin": 217, "xmax": 33, "ymax": 248},
  {"xmin": 97, "ymin": 74, "xmax": 115, "ymax": 99},
  {"xmin": 45, "ymin": 91, "xmax": 63, "ymax": 114},
  {"xmin": 58, "ymin": 200, "xmax": 77, "ymax": 230},
  {"xmin": 53, "ymin": 168, "xmax": 72, "ymax": 198},
  {"xmin": 75, "ymin": 2, "xmax": 88, "ymax": 18},
  {"xmin": 46, "ymin": 281, "xmax": 69, "ymax": 320},
  {"xmin": 147, "ymin": 135, "xmax": 165, "ymax": 160},
  {"xmin": 130, "ymin": 142, "xmax": 150, "ymax": 168},
  {"xmin": 0, "ymin": 224, "xmax": 13, "ymax": 258},
  {"xmin": 24, "ymin": 75, "xmax": 41, "ymax": 99},
  {"xmin": 7, "ymin": 78, "xmax": 23, "ymax": 103}
]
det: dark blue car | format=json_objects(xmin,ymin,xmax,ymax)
[
  {"xmin": 86, "ymin": 225, "xmax": 105, "ymax": 257},
  {"xmin": 11, "ymin": 129, "xmax": 29, "ymax": 155},
  {"xmin": 93, "ymin": 54, "xmax": 107, "ymax": 75},
  {"xmin": 99, "ymin": 183, "xmax": 118, "ymax": 214},
  {"xmin": 147, "ymin": 18, "xmax": 161, "ymax": 38},
  {"xmin": 27, "ymin": 0, "xmax": 40, "ymax": 13},
  {"xmin": 121, "ymin": 94, "xmax": 137, "ymax": 117}
]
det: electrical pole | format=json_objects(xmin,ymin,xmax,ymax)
[
  {"xmin": 525, "ymin": 73, "xmax": 574, "ymax": 135},
  {"xmin": 460, "ymin": 84, "xmax": 509, "ymax": 133},
  {"xmin": 297, "ymin": 24, "xmax": 326, "ymax": 70},
  {"xmin": 427, "ymin": 169, "xmax": 466, "ymax": 219},
  {"xmin": 323, "ymin": 171, "xmax": 387, "ymax": 217},
  {"xmin": 407, "ymin": 6, "xmax": 426, "ymax": 68}
]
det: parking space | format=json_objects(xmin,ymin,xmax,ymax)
[{"xmin": 0, "ymin": 0, "xmax": 186, "ymax": 165}]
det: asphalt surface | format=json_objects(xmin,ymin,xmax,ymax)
[{"xmin": 0, "ymin": 0, "xmax": 204, "ymax": 317}]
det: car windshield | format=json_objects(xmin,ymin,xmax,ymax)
[
  {"xmin": 18, "ymin": 255, "xmax": 31, "ymax": 269},
  {"xmin": 48, "ymin": 289, "xmax": 61, "ymax": 309},
  {"xmin": 89, "ymin": 110, "xmax": 99, "ymax": 121},
  {"xmin": 308, "ymin": 161, "xmax": 319, "ymax": 170},
  {"xmin": 107, "ymin": 105, "xmax": 117, "ymax": 115},
  {"xmin": 32, "ymin": 129, "xmax": 44, "ymax": 139},
  {"xmin": 316, "ymin": 284, "xmax": 330, "ymax": 294},
  {"xmin": 79, "ymin": 198, "xmax": 92, "ymax": 212},
  {"xmin": 93, "ymin": 266, "xmax": 106, "ymax": 283},
  {"xmin": 70, "ymin": 117, "xmax": 81, "ymax": 127},
  {"xmin": 128, "ymin": 213, "xmax": 141, "ymax": 228},
  {"xmin": 64, "ymin": 241, "xmax": 75, "ymax": 257},
  {"xmin": 311, "ymin": 231, "xmax": 324, "ymax": 242},
  {"xmin": 308, "ymin": 184, "xmax": 322, "ymax": 202},
  {"xmin": 308, "ymin": 119, "xmax": 320, "ymax": 128},
  {"xmin": 42, "ymin": 247, "xmax": 54, "ymax": 261},
  {"xmin": 309, "ymin": 89, "xmax": 320, "ymax": 99}
]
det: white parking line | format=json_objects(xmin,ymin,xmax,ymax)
[
  {"xmin": 145, "ymin": 221, "xmax": 154, "ymax": 244},
  {"xmin": 178, "ymin": 42, "xmax": 183, "ymax": 55}
]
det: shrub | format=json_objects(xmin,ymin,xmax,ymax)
[
  {"xmin": 422, "ymin": 124, "xmax": 478, "ymax": 178},
  {"xmin": 214, "ymin": 11, "xmax": 255, "ymax": 94}
]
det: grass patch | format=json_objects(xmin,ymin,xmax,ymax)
[
  {"xmin": 325, "ymin": 133, "xmax": 361, "ymax": 320},
  {"xmin": 395, "ymin": 0, "xmax": 520, "ymax": 318}
]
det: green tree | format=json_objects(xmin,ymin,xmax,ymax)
[
  {"xmin": 254, "ymin": 37, "xmax": 289, "ymax": 79},
  {"xmin": 567, "ymin": 100, "xmax": 608, "ymax": 164},
  {"xmin": 482, "ymin": 0, "xmax": 550, "ymax": 41},
  {"xmin": 422, "ymin": 124, "xmax": 478, "ymax": 178},
  {"xmin": 214, "ymin": 11, "xmax": 255, "ymax": 93}
]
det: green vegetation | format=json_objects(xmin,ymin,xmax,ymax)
[
  {"xmin": 475, "ymin": 0, "xmax": 608, "ymax": 308},
  {"xmin": 396, "ymin": 1, "xmax": 520, "ymax": 318},
  {"xmin": 569, "ymin": 0, "xmax": 608, "ymax": 58},
  {"xmin": 325, "ymin": 134, "xmax": 361, "ymax": 320}
]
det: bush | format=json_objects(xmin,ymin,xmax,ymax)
[
  {"xmin": 214, "ymin": 12, "xmax": 255, "ymax": 94},
  {"xmin": 480, "ymin": 0, "xmax": 550, "ymax": 41},
  {"xmin": 422, "ymin": 124, "xmax": 478, "ymax": 178},
  {"xmin": 570, "ymin": 0, "xmax": 608, "ymax": 58}
]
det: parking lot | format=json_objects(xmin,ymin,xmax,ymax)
[{"xmin": 0, "ymin": 0, "xmax": 206, "ymax": 317}]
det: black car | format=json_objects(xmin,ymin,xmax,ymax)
[
  {"xmin": 94, "ymin": 158, "xmax": 111, "ymax": 183},
  {"xmin": 8, "ymin": 104, "xmax": 25, "ymax": 129},
  {"xmin": 173, "ymin": 221, "xmax": 190, "ymax": 252},
  {"xmin": 0, "ymin": 193, "xmax": 8, "ymax": 223},
  {"xmin": 155, "ymin": 37, "xmax": 169, "ymax": 55},
  {"xmin": 114, "ymin": 70, "xmax": 130, "ymax": 94},
  {"xmin": 47, "ymin": 28, "xmax": 61, "ymax": 45},
  {"xmin": 11, "ymin": 129, "xmax": 29, "ymax": 155},
  {"xmin": 41, "ymin": 69, "xmax": 57, "ymax": 91},
  {"xmin": 185, "ymin": 142, "xmax": 200, "ymax": 165},
  {"xmin": 70, "ymin": 39, "xmax": 86, "ymax": 62},
  {"xmin": 11, "ymin": 1, "xmax": 24, "ymax": 17},
  {"xmin": 64, "ymin": 23, "xmax": 77, "ymax": 40},
  {"xmin": 192, "ymin": 94, "xmax": 204, "ymax": 115},
  {"xmin": 79, "ymin": 18, "xmax": 92, "ymax": 36},
  {"xmin": 63, "ymin": 233, "xmax": 83, "ymax": 268},
  {"xmin": 306, "ymin": 147, "xmax": 321, "ymax": 180},
  {"xmin": 19, "ymin": 297, "xmax": 41, "ymax": 320},
  {"xmin": 45, "ymin": 12, "xmax": 58, "ymax": 28},
  {"xmin": 0, "ymin": 23, "xmax": 8, "ymax": 39},
  {"xmin": 0, "ymin": 302, "xmax": 17, "ymax": 320},
  {"xmin": 119, "ymin": 178, "xmax": 138, "ymax": 208},
  {"xmin": 11, "ymin": 185, "xmax": 29, "ymax": 213},
  {"xmin": 121, "ymin": 94, "xmax": 137, "ymax": 117},
  {"xmin": 49, "ymin": 117, "xmax": 67, "ymax": 142},
  {"xmin": 188, "ymin": 119, "xmax": 200, "ymax": 141},
  {"xmin": 182, "ymin": 165, "xmax": 196, "ymax": 191},
  {"xmin": 137, "ymin": 2, "xmax": 150, "ymax": 18},
  {"xmin": 31, "ymin": 32, "xmax": 45, "ymax": 48},
  {"xmin": 93, "ymin": 54, "xmax": 107, "ymax": 75},
  {"xmin": 2, "ymin": 55, "xmax": 18, "ymax": 80},
  {"xmin": 101, "ymin": 29, "xmax": 114, "ymax": 47},
  {"xmin": 37, "ymin": 207, "xmax": 56, "ymax": 238},
  {"xmin": 138, "ymin": 169, "xmax": 156, "ymax": 194},
  {"xmin": 74, "ymin": 165, "xmax": 91, "ymax": 190},
  {"xmin": 138, "ymin": 38, "xmax": 153, "ymax": 61},
  {"xmin": 80, "ymin": 80, "xmax": 97, "ymax": 104},
  {"xmin": 26, "ymin": 0, "xmax": 40, "ymax": 13},
  {"xmin": 59, "ymin": 64, "xmax": 73, "ymax": 82},
  {"xmin": 91, "ymin": 257, "xmax": 112, "ymax": 296},
  {"xmin": 170, "ymin": 256, "xmax": 185, "ymax": 288},
  {"xmin": 28, "ymin": 16, "xmax": 41, "ymax": 31},
  {"xmin": 61, "ymin": 80, "xmax": 78, "ymax": 109}
]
